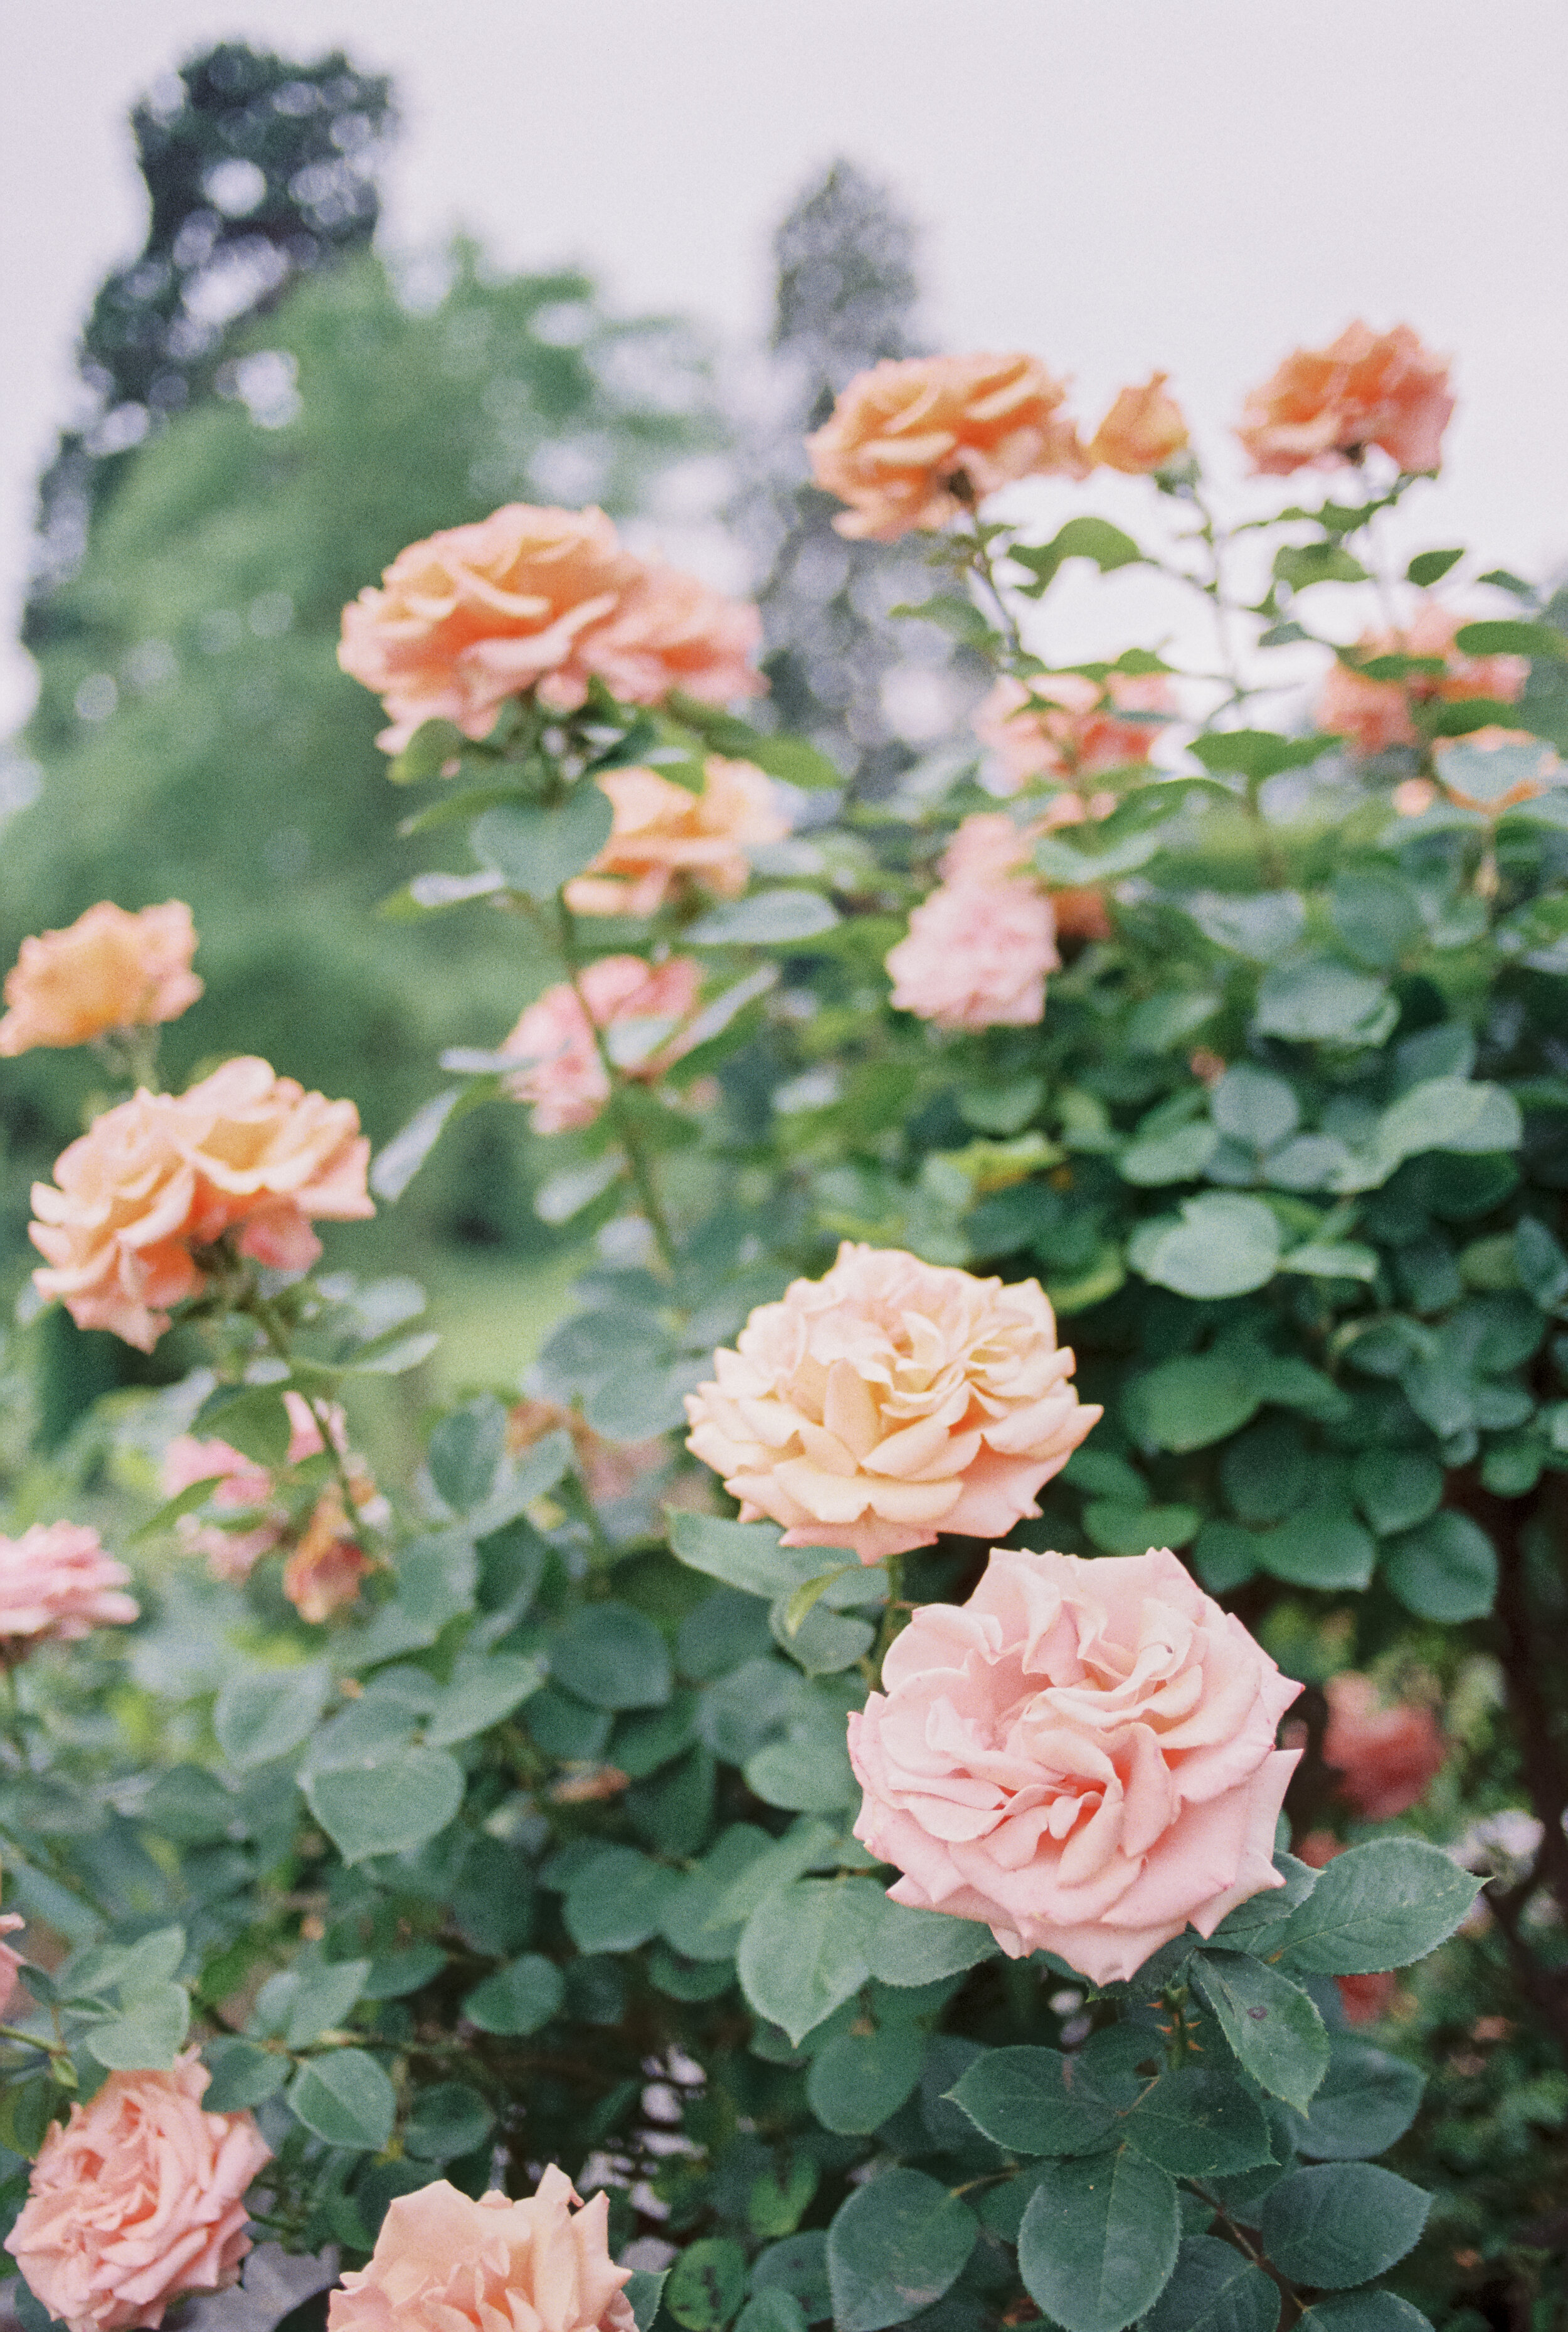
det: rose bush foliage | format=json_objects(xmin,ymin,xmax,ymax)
[{"xmin": 0, "ymin": 322, "xmax": 1564, "ymax": 2332}]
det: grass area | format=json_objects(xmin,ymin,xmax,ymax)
[{"xmin": 418, "ymin": 1243, "xmax": 586, "ymax": 1397}]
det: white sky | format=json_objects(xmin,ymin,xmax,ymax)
[{"xmin": 4, "ymin": 0, "xmax": 1568, "ymax": 732}]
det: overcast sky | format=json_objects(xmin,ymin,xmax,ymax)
[{"xmin": 4, "ymin": 0, "xmax": 1568, "ymax": 731}]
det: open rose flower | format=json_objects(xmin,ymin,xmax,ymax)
[
  {"xmin": 807, "ymin": 353, "xmax": 1086, "ymax": 541},
  {"xmin": 848, "ymin": 1545, "xmax": 1302, "ymax": 1983},
  {"xmin": 29, "ymin": 1058, "xmax": 374, "ymax": 1352},
  {"xmin": 4, "ymin": 2051, "xmax": 271, "ymax": 2332},
  {"xmin": 1237, "ymin": 322, "xmax": 1454, "ymax": 476},
  {"xmin": 499, "ymin": 955, "xmax": 701, "ymax": 1134},
  {"xmin": 1323, "ymin": 1673, "xmax": 1446, "ymax": 1820},
  {"xmin": 1316, "ymin": 605, "xmax": 1526, "ymax": 755},
  {"xmin": 942, "ymin": 803, "xmax": 1118, "ymax": 945},
  {"xmin": 564, "ymin": 757, "xmax": 787, "ymax": 916},
  {"xmin": 973, "ymin": 672, "xmax": 1172, "ymax": 792},
  {"xmin": 886, "ymin": 877, "xmax": 1059, "ymax": 1030},
  {"xmin": 327, "ymin": 2169, "xmax": 635, "ymax": 2332},
  {"xmin": 0, "ymin": 902, "xmax": 202, "ymax": 1057},
  {"xmin": 1087, "ymin": 374, "xmax": 1189, "ymax": 474},
  {"xmin": 684, "ymin": 1243, "xmax": 1100, "ymax": 1564},
  {"xmin": 571, "ymin": 564, "xmax": 765, "ymax": 710},
  {"xmin": 0, "ymin": 1523, "xmax": 137, "ymax": 1660}
]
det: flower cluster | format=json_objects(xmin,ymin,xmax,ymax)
[
  {"xmin": 0, "ymin": 902, "xmax": 201, "ymax": 1057},
  {"xmin": 565, "ymin": 755, "xmax": 786, "ymax": 917}
]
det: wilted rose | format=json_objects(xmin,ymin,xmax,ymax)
[
  {"xmin": 564, "ymin": 756, "xmax": 786, "ymax": 916},
  {"xmin": 281, "ymin": 1489, "xmax": 373, "ymax": 1623},
  {"xmin": 1237, "ymin": 321, "xmax": 1454, "ymax": 476},
  {"xmin": 499, "ymin": 955, "xmax": 701, "ymax": 1134},
  {"xmin": 0, "ymin": 902, "xmax": 202, "ymax": 1057},
  {"xmin": 848, "ymin": 1545, "xmax": 1301, "ymax": 1984},
  {"xmin": 1088, "ymin": 373, "xmax": 1189, "ymax": 473},
  {"xmin": 0, "ymin": 1522, "xmax": 137, "ymax": 1659},
  {"xmin": 685, "ymin": 1242, "xmax": 1099, "ymax": 1564}
]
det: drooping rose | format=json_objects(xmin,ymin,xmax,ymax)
[
  {"xmin": 499, "ymin": 955, "xmax": 702, "ymax": 1134},
  {"xmin": 573, "ymin": 565, "xmax": 766, "ymax": 710},
  {"xmin": 29, "ymin": 1059, "xmax": 373, "ymax": 1351},
  {"xmin": 886, "ymin": 878, "xmax": 1059, "ymax": 1031},
  {"xmin": 4, "ymin": 2051, "xmax": 272, "ymax": 2332},
  {"xmin": 1236, "ymin": 322, "xmax": 1454, "ymax": 476},
  {"xmin": 972, "ymin": 672, "xmax": 1172, "ymax": 792},
  {"xmin": 282, "ymin": 1490, "xmax": 373, "ymax": 1623},
  {"xmin": 0, "ymin": 903, "xmax": 202, "ymax": 1057},
  {"xmin": 564, "ymin": 757, "xmax": 787, "ymax": 917},
  {"xmin": 1088, "ymin": 374, "xmax": 1189, "ymax": 474},
  {"xmin": 327, "ymin": 2170, "xmax": 635, "ymax": 2332},
  {"xmin": 1432, "ymin": 726, "xmax": 1563, "ymax": 813},
  {"xmin": 847, "ymin": 1545, "xmax": 1302, "ymax": 1983},
  {"xmin": 684, "ymin": 1243, "xmax": 1100, "ymax": 1565},
  {"xmin": 1316, "ymin": 605, "xmax": 1527, "ymax": 755},
  {"xmin": 807, "ymin": 353, "xmax": 1086, "ymax": 541},
  {"xmin": 1323, "ymin": 1673, "xmax": 1446, "ymax": 1820},
  {"xmin": 0, "ymin": 1523, "xmax": 137, "ymax": 1659}
]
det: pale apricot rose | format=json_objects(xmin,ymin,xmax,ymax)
[
  {"xmin": 508, "ymin": 1399, "xmax": 665, "ymax": 1503},
  {"xmin": 848, "ymin": 1545, "xmax": 1301, "ymax": 1983},
  {"xmin": 1323, "ymin": 1673, "xmax": 1445, "ymax": 1819},
  {"xmin": 499, "ymin": 955, "xmax": 702, "ymax": 1135},
  {"xmin": 564, "ymin": 757, "xmax": 787, "ymax": 916},
  {"xmin": 684, "ymin": 1242, "xmax": 1100, "ymax": 1565},
  {"xmin": 1316, "ymin": 604, "xmax": 1526, "ymax": 755},
  {"xmin": 282, "ymin": 1489, "xmax": 373, "ymax": 1623},
  {"xmin": 4, "ymin": 2052, "xmax": 271, "ymax": 2332},
  {"xmin": 941, "ymin": 801, "xmax": 1116, "ymax": 944},
  {"xmin": 0, "ymin": 1522, "xmax": 137, "ymax": 1659},
  {"xmin": 1087, "ymin": 373, "xmax": 1189, "ymax": 474},
  {"xmin": 578, "ymin": 565, "xmax": 766, "ymax": 709},
  {"xmin": 807, "ymin": 353, "xmax": 1086, "ymax": 541},
  {"xmin": 1433, "ymin": 725, "xmax": 1563, "ymax": 813},
  {"xmin": 327, "ymin": 2169, "xmax": 635, "ymax": 2332},
  {"xmin": 886, "ymin": 878, "xmax": 1059, "ymax": 1031},
  {"xmin": 1237, "ymin": 321, "xmax": 1454, "ymax": 476},
  {"xmin": 0, "ymin": 902, "xmax": 202, "ymax": 1056},
  {"xmin": 29, "ymin": 1060, "xmax": 373, "ymax": 1352},
  {"xmin": 973, "ymin": 672, "xmax": 1171, "ymax": 792}
]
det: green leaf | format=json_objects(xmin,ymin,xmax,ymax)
[
  {"xmin": 1190, "ymin": 1951, "xmax": 1328, "ymax": 2113},
  {"xmin": 807, "ymin": 2023, "xmax": 924, "ymax": 2134},
  {"xmin": 287, "ymin": 2048, "xmax": 396, "ymax": 2151},
  {"xmin": 1120, "ymin": 1120, "xmax": 1219, "ymax": 1187},
  {"xmin": 1254, "ymin": 959, "xmax": 1392, "ymax": 1046},
  {"xmin": 191, "ymin": 1383, "xmax": 294, "ymax": 1469},
  {"xmin": 1189, "ymin": 893, "xmax": 1307, "ymax": 962},
  {"xmin": 1282, "ymin": 2037, "xmax": 1424, "ymax": 2161},
  {"xmin": 827, "ymin": 2170, "xmax": 978, "ymax": 2332},
  {"xmin": 1034, "ymin": 826, "xmax": 1169, "ymax": 885},
  {"xmin": 1279, "ymin": 1242, "xmax": 1379, "ymax": 1282},
  {"xmin": 202, "ymin": 2038, "xmax": 289, "ymax": 2112},
  {"xmin": 423, "ymin": 1651, "xmax": 543, "ymax": 1748},
  {"xmin": 304, "ymin": 1745, "xmax": 465, "ymax": 1864},
  {"xmin": 667, "ymin": 1511, "xmax": 844, "ymax": 1600},
  {"xmin": 665, "ymin": 695, "xmax": 845, "ymax": 790},
  {"xmin": 548, "ymin": 1600, "xmax": 672, "ymax": 1709},
  {"xmin": 1329, "ymin": 870, "xmax": 1424, "ymax": 969},
  {"xmin": 363, "ymin": 1944, "xmax": 447, "ymax": 2000},
  {"xmin": 744, "ymin": 1735, "xmax": 857, "ymax": 1814},
  {"xmin": 215, "ymin": 1663, "xmax": 329, "ymax": 1769},
  {"xmin": 1012, "ymin": 517, "xmax": 1145, "ymax": 592},
  {"xmin": 1274, "ymin": 540, "xmax": 1370, "ymax": 588},
  {"xmin": 1137, "ymin": 1355, "xmax": 1261, "ymax": 1453},
  {"xmin": 947, "ymin": 2046, "xmax": 1118, "ymax": 2156},
  {"xmin": 370, "ymin": 1089, "xmax": 468, "ymax": 1201},
  {"xmin": 1123, "ymin": 2069, "xmax": 1274, "ymax": 2177},
  {"xmin": 1278, "ymin": 1839, "xmax": 1479, "ymax": 1974},
  {"xmin": 1130, "ymin": 1195, "xmax": 1282, "ymax": 1299},
  {"xmin": 1350, "ymin": 1451, "xmax": 1442, "ymax": 1536},
  {"xmin": 285, "ymin": 1957, "xmax": 369, "ymax": 2046},
  {"xmin": 1255, "ymin": 1504, "xmax": 1376, "ymax": 1591},
  {"xmin": 1406, "ymin": 548, "xmax": 1464, "ymax": 587},
  {"xmin": 1298, "ymin": 2299, "xmax": 1433, "ymax": 2332},
  {"xmin": 750, "ymin": 2156, "xmax": 819, "ymax": 2240},
  {"xmin": 403, "ymin": 2082, "xmax": 495, "ymax": 2161},
  {"xmin": 1453, "ymin": 618, "xmax": 1568, "ymax": 659},
  {"xmin": 1357, "ymin": 1077, "xmax": 1523, "ymax": 1188},
  {"xmin": 83, "ymin": 1984, "xmax": 190, "ymax": 2071},
  {"xmin": 1211, "ymin": 1067, "xmax": 1300, "ymax": 1149},
  {"xmin": 890, "ymin": 593, "xmax": 995, "ymax": 647},
  {"xmin": 626, "ymin": 2274, "xmax": 672, "ymax": 2332},
  {"xmin": 667, "ymin": 2240, "xmax": 748, "ymax": 2332},
  {"xmin": 687, "ymin": 890, "xmax": 839, "ymax": 945},
  {"xmin": 462, "ymin": 1952, "xmax": 564, "ymax": 2035},
  {"xmin": 1259, "ymin": 2163, "xmax": 1429, "ymax": 2289},
  {"xmin": 1084, "ymin": 1502, "xmax": 1200, "ymax": 1555},
  {"xmin": 737, "ymin": 1879, "xmax": 874, "ymax": 2046},
  {"xmin": 387, "ymin": 716, "xmax": 466, "ymax": 782},
  {"xmin": 1382, "ymin": 1509, "xmax": 1498, "ymax": 1620},
  {"xmin": 472, "ymin": 784, "xmax": 615, "ymax": 900},
  {"xmin": 1189, "ymin": 732, "xmax": 1329, "ymax": 780},
  {"xmin": 859, "ymin": 1894, "xmax": 997, "ymax": 1986},
  {"xmin": 1145, "ymin": 2236, "xmax": 1281, "ymax": 2332},
  {"xmin": 1018, "ymin": 2149, "xmax": 1180, "ymax": 2332},
  {"xmin": 564, "ymin": 1847, "xmax": 680, "ymax": 1953},
  {"xmin": 427, "ymin": 1395, "xmax": 507, "ymax": 1511}
]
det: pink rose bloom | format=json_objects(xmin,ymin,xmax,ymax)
[
  {"xmin": 1316, "ymin": 605, "xmax": 1527, "ymax": 755},
  {"xmin": 807, "ymin": 353, "xmax": 1086, "ymax": 541},
  {"xmin": 848, "ymin": 1545, "xmax": 1302, "ymax": 1984},
  {"xmin": 973, "ymin": 673, "xmax": 1172, "ymax": 792},
  {"xmin": 886, "ymin": 878, "xmax": 1059, "ymax": 1031},
  {"xmin": 1236, "ymin": 322, "xmax": 1454, "ymax": 476},
  {"xmin": 162, "ymin": 1393, "xmax": 351, "ymax": 1580},
  {"xmin": 0, "ymin": 903, "xmax": 202, "ymax": 1057},
  {"xmin": 4, "ymin": 2051, "xmax": 271, "ymax": 2332},
  {"xmin": 0, "ymin": 1523, "xmax": 137, "ymax": 1659},
  {"xmin": 1086, "ymin": 374, "xmax": 1190, "ymax": 475},
  {"xmin": 575, "ymin": 565, "xmax": 765, "ymax": 710},
  {"xmin": 282, "ymin": 1491, "xmax": 373, "ymax": 1624},
  {"xmin": 327, "ymin": 2170, "xmax": 635, "ymax": 2332},
  {"xmin": 499, "ymin": 955, "xmax": 702, "ymax": 1135},
  {"xmin": 30, "ymin": 1058, "xmax": 374, "ymax": 1352},
  {"xmin": 564, "ymin": 757, "xmax": 787, "ymax": 917},
  {"xmin": 685, "ymin": 1242, "xmax": 1100, "ymax": 1565},
  {"xmin": 1323, "ymin": 1673, "xmax": 1445, "ymax": 1821}
]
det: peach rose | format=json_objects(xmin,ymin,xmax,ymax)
[
  {"xmin": 1237, "ymin": 322, "xmax": 1454, "ymax": 476},
  {"xmin": 942, "ymin": 802, "xmax": 1118, "ymax": 945},
  {"xmin": 29, "ymin": 1058, "xmax": 374, "ymax": 1352},
  {"xmin": 1323, "ymin": 1673, "xmax": 1445, "ymax": 1821},
  {"xmin": 1433, "ymin": 726, "xmax": 1563, "ymax": 813},
  {"xmin": 973, "ymin": 672, "xmax": 1171, "ymax": 792},
  {"xmin": 847, "ymin": 1545, "xmax": 1302, "ymax": 1984},
  {"xmin": 499, "ymin": 955, "xmax": 701, "ymax": 1135},
  {"xmin": 1087, "ymin": 374, "xmax": 1189, "ymax": 474},
  {"xmin": 0, "ymin": 903, "xmax": 202, "ymax": 1057},
  {"xmin": 684, "ymin": 1242, "xmax": 1101, "ymax": 1565},
  {"xmin": 1316, "ymin": 605, "xmax": 1526, "ymax": 755},
  {"xmin": 161, "ymin": 1393, "xmax": 354, "ymax": 1580},
  {"xmin": 282, "ymin": 1489, "xmax": 373, "ymax": 1623},
  {"xmin": 807, "ymin": 353, "xmax": 1086, "ymax": 541},
  {"xmin": 327, "ymin": 2170, "xmax": 635, "ymax": 2332},
  {"xmin": 0, "ymin": 1523, "xmax": 137, "ymax": 1659},
  {"xmin": 564, "ymin": 757, "xmax": 787, "ymax": 916},
  {"xmin": 4, "ymin": 2051, "xmax": 271, "ymax": 2332},
  {"xmin": 886, "ymin": 878, "xmax": 1059, "ymax": 1031},
  {"xmin": 573, "ymin": 564, "xmax": 765, "ymax": 710}
]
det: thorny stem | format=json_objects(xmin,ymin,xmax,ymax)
[
  {"xmin": 1189, "ymin": 2186, "xmax": 1304, "ymax": 2326},
  {"xmin": 240, "ymin": 1291, "xmax": 383, "ymax": 1558},
  {"xmin": 550, "ymin": 896, "xmax": 681, "ymax": 1276}
]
